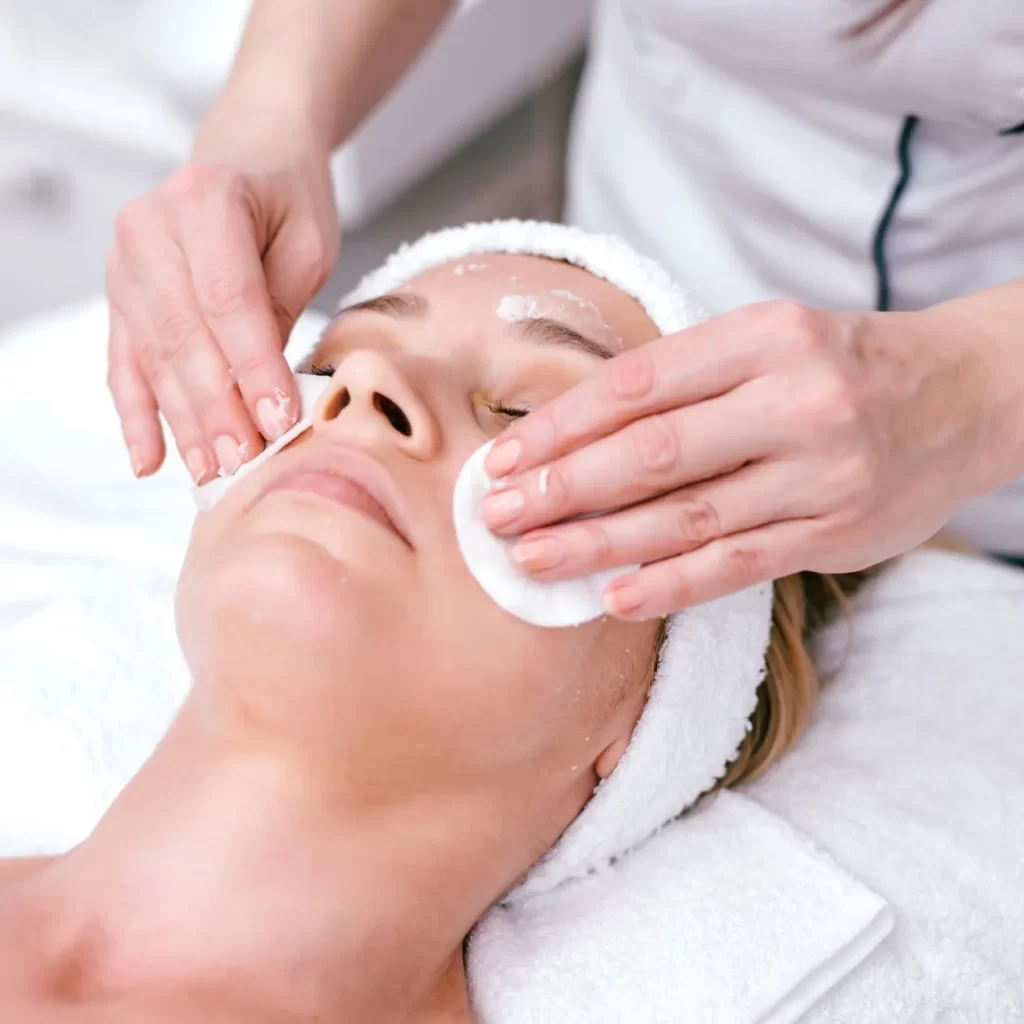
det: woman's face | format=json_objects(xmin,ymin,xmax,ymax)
[{"xmin": 176, "ymin": 254, "xmax": 662, "ymax": 791}]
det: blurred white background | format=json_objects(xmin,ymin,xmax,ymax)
[{"xmin": 0, "ymin": 0, "xmax": 594, "ymax": 328}]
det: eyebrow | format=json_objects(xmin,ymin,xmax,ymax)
[
  {"xmin": 517, "ymin": 316, "xmax": 615, "ymax": 360},
  {"xmin": 339, "ymin": 293, "xmax": 430, "ymax": 319},
  {"xmin": 336, "ymin": 291, "xmax": 614, "ymax": 360}
]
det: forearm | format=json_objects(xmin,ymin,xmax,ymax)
[
  {"xmin": 927, "ymin": 277, "xmax": 1024, "ymax": 492},
  {"xmin": 195, "ymin": 0, "xmax": 455, "ymax": 158}
]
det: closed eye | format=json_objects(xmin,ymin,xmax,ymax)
[
  {"xmin": 307, "ymin": 363, "xmax": 336, "ymax": 377},
  {"xmin": 488, "ymin": 401, "xmax": 530, "ymax": 421}
]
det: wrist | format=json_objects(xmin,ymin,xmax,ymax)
[
  {"xmin": 192, "ymin": 81, "xmax": 333, "ymax": 166},
  {"xmin": 911, "ymin": 301, "xmax": 1024, "ymax": 497}
]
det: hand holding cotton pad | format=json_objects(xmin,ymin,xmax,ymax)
[
  {"xmin": 192, "ymin": 373, "xmax": 334, "ymax": 511},
  {"xmin": 453, "ymin": 441, "xmax": 639, "ymax": 628}
]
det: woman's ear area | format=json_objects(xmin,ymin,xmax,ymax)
[{"xmin": 594, "ymin": 736, "xmax": 630, "ymax": 780}]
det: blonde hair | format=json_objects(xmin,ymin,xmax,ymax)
[
  {"xmin": 644, "ymin": 570, "xmax": 876, "ymax": 792},
  {"xmin": 723, "ymin": 569, "xmax": 877, "ymax": 787}
]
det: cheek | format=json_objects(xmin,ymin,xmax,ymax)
[{"xmin": 412, "ymin": 611, "xmax": 608, "ymax": 766}]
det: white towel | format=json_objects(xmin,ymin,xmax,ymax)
[{"xmin": 470, "ymin": 791, "xmax": 892, "ymax": 1024}]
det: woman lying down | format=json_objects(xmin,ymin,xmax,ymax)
[{"xmin": 0, "ymin": 223, "xmax": 1022, "ymax": 1024}]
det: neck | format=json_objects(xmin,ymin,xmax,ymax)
[{"xmin": 4, "ymin": 698, "xmax": 570, "ymax": 1022}]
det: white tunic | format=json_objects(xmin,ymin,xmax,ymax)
[{"xmin": 568, "ymin": 0, "xmax": 1024, "ymax": 555}]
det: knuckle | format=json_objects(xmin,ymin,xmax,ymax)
[
  {"xmin": 724, "ymin": 544, "xmax": 770, "ymax": 587},
  {"xmin": 578, "ymin": 519, "xmax": 613, "ymax": 563},
  {"xmin": 630, "ymin": 414, "xmax": 680, "ymax": 475},
  {"xmin": 765, "ymin": 300, "xmax": 826, "ymax": 356},
  {"xmin": 603, "ymin": 347, "xmax": 656, "ymax": 403},
  {"xmin": 541, "ymin": 460, "xmax": 572, "ymax": 511},
  {"xmin": 105, "ymin": 362, "xmax": 132, "ymax": 399},
  {"xmin": 113, "ymin": 197, "xmax": 153, "ymax": 252},
  {"xmin": 291, "ymin": 226, "xmax": 332, "ymax": 284},
  {"xmin": 831, "ymin": 447, "xmax": 882, "ymax": 503},
  {"xmin": 163, "ymin": 163, "xmax": 229, "ymax": 208},
  {"xmin": 793, "ymin": 368, "xmax": 859, "ymax": 431},
  {"xmin": 200, "ymin": 268, "xmax": 258, "ymax": 320},
  {"xmin": 537, "ymin": 404, "xmax": 567, "ymax": 459},
  {"xmin": 227, "ymin": 351, "xmax": 265, "ymax": 386},
  {"xmin": 134, "ymin": 339, "xmax": 171, "ymax": 384},
  {"xmin": 154, "ymin": 308, "xmax": 203, "ymax": 359},
  {"xmin": 672, "ymin": 497, "xmax": 721, "ymax": 547}
]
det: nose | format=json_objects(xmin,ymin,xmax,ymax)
[{"xmin": 311, "ymin": 350, "xmax": 440, "ymax": 460}]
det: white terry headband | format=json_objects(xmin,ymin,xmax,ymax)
[{"xmin": 341, "ymin": 220, "xmax": 775, "ymax": 899}]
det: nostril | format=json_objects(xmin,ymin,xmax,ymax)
[
  {"xmin": 374, "ymin": 393, "xmax": 412, "ymax": 437},
  {"xmin": 324, "ymin": 387, "xmax": 351, "ymax": 420}
]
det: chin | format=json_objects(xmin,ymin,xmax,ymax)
[{"xmin": 176, "ymin": 530, "xmax": 399, "ymax": 685}]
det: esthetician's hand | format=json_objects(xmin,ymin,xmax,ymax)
[
  {"xmin": 105, "ymin": 114, "xmax": 339, "ymax": 483},
  {"xmin": 482, "ymin": 300, "xmax": 1016, "ymax": 618}
]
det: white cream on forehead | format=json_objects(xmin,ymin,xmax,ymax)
[
  {"xmin": 496, "ymin": 295, "xmax": 543, "ymax": 322},
  {"xmin": 453, "ymin": 261, "xmax": 489, "ymax": 276},
  {"xmin": 495, "ymin": 289, "xmax": 623, "ymax": 349}
]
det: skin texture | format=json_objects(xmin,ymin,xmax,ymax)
[{"xmin": 0, "ymin": 256, "xmax": 661, "ymax": 1023}]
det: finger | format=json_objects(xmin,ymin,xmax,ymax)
[
  {"xmin": 512, "ymin": 459, "xmax": 807, "ymax": 580},
  {"xmin": 481, "ymin": 381, "xmax": 779, "ymax": 536},
  {"xmin": 123, "ymin": 231, "xmax": 264, "ymax": 476},
  {"xmin": 106, "ymin": 305, "xmax": 165, "ymax": 477},
  {"xmin": 114, "ymin": 264, "xmax": 220, "ymax": 484},
  {"xmin": 603, "ymin": 519, "xmax": 819, "ymax": 620},
  {"xmin": 262, "ymin": 202, "xmax": 338, "ymax": 348},
  {"xmin": 484, "ymin": 312, "xmax": 758, "ymax": 478},
  {"xmin": 181, "ymin": 187, "xmax": 300, "ymax": 441}
]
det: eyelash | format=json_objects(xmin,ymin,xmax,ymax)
[
  {"xmin": 488, "ymin": 401, "xmax": 530, "ymax": 421},
  {"xmin": 306, "ymin": 365, "xmax": 528, "ymax": 421}
]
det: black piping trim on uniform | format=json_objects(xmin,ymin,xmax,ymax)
[
  {"xmin": 1000, "ymin": 121, "xmax": 1024, "ymax": 136},
  {"xmin": 871, "ymin": 115, "xmax": 919, "ymax": 311}
]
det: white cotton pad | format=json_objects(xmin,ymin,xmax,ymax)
[
  {"xmin": 453, "ymin": 441, "xmax": 639, "ymax": 628},
  {"xmin": 191, "ymin": 373, "xmax": 334, "ymax": 511}
]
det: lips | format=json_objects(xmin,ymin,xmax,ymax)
[{"xmin": 254, "ymin": 446, "xmax": 413, "ymax": 548}]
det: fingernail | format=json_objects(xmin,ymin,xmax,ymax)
[
  {"xmin": 128, "ymin": 447, "xmax": 145, "ymax": 478},
  {"xmin": 214, "ymin": 435, "xmax": 243, "ymax": 476},
  {"xmin": 481, "ymin": 488, "xmax": 524, "ymax": 528},
  {"xmin": 487, "ymin": 438, "xmax": 521, "ymax": 478},
  {"xmin": 186, "ymin": 447, "xmax": 211, "ymax": 484},
  {"xmin": 256, "ymin": 395, "xmax": 293, "ymax": 442},
  {"xmin": 514, "ymin": 535, "xmax": 564, "ymax": 572},
  {"xmin": 605, "ymin": 579, "xmax": 645, "ymax": 617}
]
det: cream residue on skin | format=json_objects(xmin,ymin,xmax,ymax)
[
  {"xmin": 495, "ymin": 289, "xmax": 624, "ymax": 350},
  {"xmin": 497, "ymin": 295, "xmax": 543, "ymax": 322}
]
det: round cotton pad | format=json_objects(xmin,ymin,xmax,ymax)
[{"xmin": 453, "ymin": 441, "xmax": 638, "ymax": 628}]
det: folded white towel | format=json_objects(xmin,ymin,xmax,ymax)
[{"xmin": 470, "ymin": 790, "xmax": 892, "ymax": 1024}]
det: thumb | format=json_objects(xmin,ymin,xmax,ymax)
[{"xmin": 262, "ymin": 213, "xmax": 339, "ymax": 346}]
